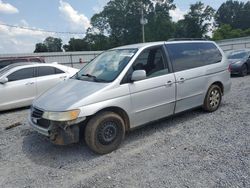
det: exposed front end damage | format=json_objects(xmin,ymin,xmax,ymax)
[{"xmin": 29, "ymin": 107, "xmax": 85, "ymax": 145}]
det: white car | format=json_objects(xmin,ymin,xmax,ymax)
[{"xmin": 0, "ymin": 62, "xmax": 78, "ymax": 111}]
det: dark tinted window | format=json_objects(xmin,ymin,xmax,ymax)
[
  {"xmin": 166, "ymin": 42, "xmax": 222, "ymax": 72},
  {"xmin": 0, "ymin": 60, "xmax": 12, "ymax": 69},
  {"xmin": 7, "ymin": 68, "xmax": 34, "ymax": 81},
  {"xmin": 38, "ymin": 66, "xmax": 55, "ymax": 76},
  {"xmin": 132, "ymin": 47, "xmax": 169, "ymax": 78},
  {"xmin": 55, "ymin": 68, "xmax": 65, "ymax": 74},
  {"xmin": 38, "ymin": 66, "xmax": 64, "ymax": 77}
]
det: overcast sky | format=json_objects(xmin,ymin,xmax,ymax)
[{"xmin": 0, "ymin": 0, "xmax": 248, "ymax": 54}]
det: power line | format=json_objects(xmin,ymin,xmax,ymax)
[{"xmin": 0, "ymin": 23, "xmax": 85, "ymax": 35}]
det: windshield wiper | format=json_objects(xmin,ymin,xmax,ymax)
[
  {"xmin": 82, "ymin": 73, "xmax": 97, "ymax": 79},
  {"xmin": 81, "ymin": 74, "xmax": 109, "ymax": 83}
]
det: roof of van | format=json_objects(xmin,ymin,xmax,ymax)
[{"xmin": 113, "ymin": 40, "xmax": 215, "ymax": 50}]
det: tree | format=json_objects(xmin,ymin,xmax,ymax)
[
  {"xmin": 145, "ymin": 0, "xmax": 176, "ymax": 41},
  {"xmin": 63, "ymin": 38, "xmax": 89, "ymax": 51},
  {"xmin": 175, "ymin": 2, "xmax": 215, "ymax": 38},
  {"xmin": 34, "ymin": 43, "xmax": 48, "ymax": 53},
  {"xmin": 212, "ymin": 24, "xmax": 250, "ymax": 40},
  {"xmin": 213, "ymin": 24, "xmax": 242, "ymax": 40},
  {"xmin": 215, "ymin": 0, "xmax": 245, "ymax": 29},
  {"xmin": 34, "ymin": 37, "xmax": 63, "ymax": 53},
  {"xmin": 44, "ymin": 37, "xmax": 63, "ymax": 52},
  {"xmin": 88, "ymin": 0, "xmax": 176, "ymax": 47}
]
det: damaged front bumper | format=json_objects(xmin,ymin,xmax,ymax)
[{"xmin": 29, "ymin": 115, "xmax": 86, "ymax": 145}]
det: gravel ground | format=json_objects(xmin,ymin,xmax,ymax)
[{"xmin": 0, "ymin": 76, "xmax": 249, "ymax": 188}]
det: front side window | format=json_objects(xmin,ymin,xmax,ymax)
[
  {"xmin": 132, "ymin": 47, "xmax": 169, "ymax": 78},
  {"xmin": 7, "ymin": 68, "xmax": 34, "ymax": 81},
  {"xmin": 166, "ymin": 42, "xmax": 222, "ymax": 72},
  {"xmin": 74, "ymin": 49, "xmax": 137, "ymax": 82}
]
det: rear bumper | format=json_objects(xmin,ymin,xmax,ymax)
[{"xmin": 230, "ymin": 64, "xmax": 242, "ymax": 75}]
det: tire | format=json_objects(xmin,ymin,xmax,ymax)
[
  {"xmin": 240, "ymin": 64, "xmax": 248, "ymax": 77},
  {"xmin": 203, "ymin": 85, "xmax": 222, "ymax": 112},
  {"xmin": 84, "ymin": 111, "xmax": 125, "ymax": 154}
]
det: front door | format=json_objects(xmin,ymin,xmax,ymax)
[
  {"xmin": 128, "ymin": 46, "xmax": 176, "ymax": 128},
  {"xmin": 0, "ymin": 67, "xmax": 36, "ymax": 110}
]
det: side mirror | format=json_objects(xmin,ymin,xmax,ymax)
[
  {"xmin": 0, "ymin": 77, "xmax": 8, "ymax": 84},
  {"xmin": 131, "ymin": 70, "xmax": 146, "ymax": 82}
]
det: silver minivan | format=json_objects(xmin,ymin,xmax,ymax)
[{"xmin": 29, "ymin": 41, "xmax": 231, "ymax": 154}]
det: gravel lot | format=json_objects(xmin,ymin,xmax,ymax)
[{"xmin": 0, "ymin": 76, "xmax": 249, "ymax": 188}]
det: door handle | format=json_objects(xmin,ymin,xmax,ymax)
[
  {"xmin": 165, "ymin": 81, "xmax": 173, "ymax": 86},
  {"xmin": 60, "ymin": 76, "xmax": 67, "ymax": 79},
  {"xmin": 25, "ymin": 82, "xmax": 34, "ymax": 85},
  {"xmin": 178, "ymin": 78, "xmax": 185, "ymax": 83}
]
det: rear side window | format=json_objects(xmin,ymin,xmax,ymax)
[
  {"xmin": 166, "ymin": 42, "xmax": 222, "ymax": 72},
  {"xmin": 7, "ymin": 68, "xmax": 34, "ymax": 81},
  {"xmin": 38, "ymin": 66, "xmax": 65, "ymax": 77}
]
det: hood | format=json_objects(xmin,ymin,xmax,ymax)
[{"xmin": 33, "ymin": 79, "xmax": 109, "ymax": 111}]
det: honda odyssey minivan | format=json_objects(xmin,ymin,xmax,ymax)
[{"xmin": 29, "ymin": 40, "xmax": 231, "ymax": 154}]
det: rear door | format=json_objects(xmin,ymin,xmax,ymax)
[
  {"xmin": 166, "ymin": 42, "xmax": 223, "ymax": 113},
  {"xmin": 35, "ymin": 66, "xmax": 67, "ymax": 96},
  {"xmin": 127, "ymin": 46, "xmax": 176, "ymax": 127},
  {"xmin": 0, "ymin": 67, "xmax": 36, "ymax": 110}
]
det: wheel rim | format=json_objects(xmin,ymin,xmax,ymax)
[
  {"xmin": 209, "ymin": 89, "xmax": 220, "ymax": 109},
  {"xmin": 97, "ymin": 121, "xmax": 118, "ymax": 145}
]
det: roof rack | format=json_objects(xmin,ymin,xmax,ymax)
[{"xmin": 167, "ymin": 38, "xmax": 209, "ymax": 41}]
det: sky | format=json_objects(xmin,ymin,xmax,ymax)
[{"xmin": 0, "ymin": 0, "xmax": 248, "ymax": 54}]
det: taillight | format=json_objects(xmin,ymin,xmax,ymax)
[{"xmin": 228, "ymin": 64, "xmax": 231, "ymax": 72}]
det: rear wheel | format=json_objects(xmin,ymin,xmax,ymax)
[
  {"xmin": 84, "ymin": 111, "xmax": 125, "ymax": 154},
  {"xmin": 203, "ymin": 85, "xmax": 222, "ymax": 112},
  {"xmin": 240, "ymin": 64, "xmax": 248, "ymax": 77}
]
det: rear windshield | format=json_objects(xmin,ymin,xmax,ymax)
[{"xmin": 227, "ymin": 51, "xmax": 248, "ymax": 59}]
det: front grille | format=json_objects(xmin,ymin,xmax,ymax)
[{"xmin": 32, "ymin": 107, "xmax": 44, "ymax": 118}]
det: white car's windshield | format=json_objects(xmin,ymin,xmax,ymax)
[{"xmin": 74, "ymin": 49, "xmax": 137, "ymax": 82}]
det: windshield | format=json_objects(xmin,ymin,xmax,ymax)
[
  {"xmin": 0, "ymin": 65, "xmax": 12, "ymax": 77},
  {"xmin": 73, "ymin": 49, "xmax": 137, "ymax": 82},
  {"xmin": 227, "ymin": 51, "xmax": 248, "ymax": 59}
]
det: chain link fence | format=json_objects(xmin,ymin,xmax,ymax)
[{"xmin": 0, "ymin": 51, "xmax": 102, "ymax": 69}]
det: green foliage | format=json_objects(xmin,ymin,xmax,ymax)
[
  {"xmin": 34, "ymin": 0, "xmax": 250, "ymax": 52},
  {"xmin": 213, "ymin": 24, "xmax": 250, "ymax": 40},
  {"xmin": 63, "ymin": 38, "xmax": 89, "ymax": 51},
  {"xmin": 215, "ymin": 0, "xmax": 250, "ymax": 30},
  {"xmin": 175, "ymin": 2, "xmax": 215, "ymax": 38},
  {"xmin": 88, "ymin": 0, "xmax": 175, "ymax": 47},
  {"xmin": 44, "ymin": 37, "xmax": 63, "ymax": 52},
  {"xmin": 34, "ymin": 43, "xmax": 48, "ymax": 53},
  {"xmin": 34, "ymin": 37, "xmax": 63, "ymax": 53}
]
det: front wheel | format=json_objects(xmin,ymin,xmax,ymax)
[
  {"xmin": 84, "ymin": 111, "xmax": 125, "ymax": 154},
  {"xmin": 203, "ymin": 85, "xmax": 222, "ymax": 112}
]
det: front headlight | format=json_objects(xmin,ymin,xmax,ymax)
[{"xmin": 42, "ymin": 109, "xmax": 80, "ymax": 121}]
